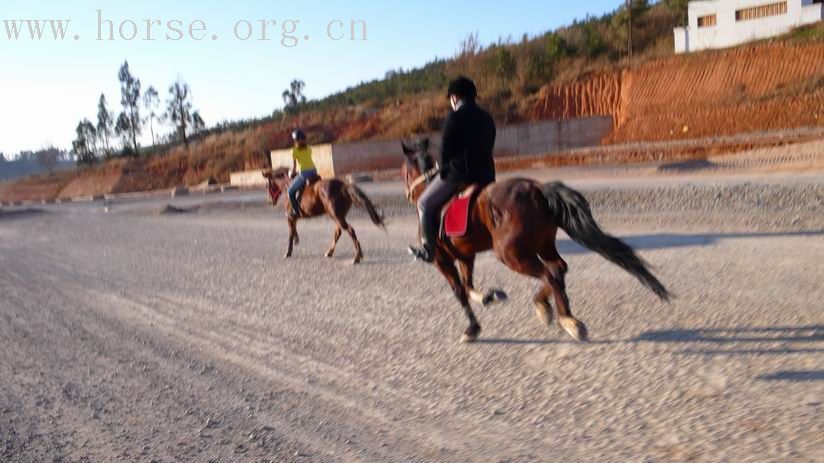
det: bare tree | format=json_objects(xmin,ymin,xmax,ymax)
[
  {"xmin": 192, "ymin": 111, "xmax": 206, "ymax": 135},
  {"xmin": 457, "ymin": 32, "xmax": 481, "ymax": 57},
  {"xmin": 36, "ymin": 146, "xmax": 60, "ymax": 175},
  {"xmin": 73, "ymin": 120, "xmax": 98, "ymax": 166},
  {"xmin": 281, "ymin": 79, "xmax": 306, "ymax": 127},
  {"xmin": 627, "ymin": 0, "xmax": 633, "ymax": 59},
  {"xmin": 117, "ymin": 61, "xmax": 142, "ymax": 154},
  {"xmin": 97, "ymin": 94, "xmax": 114, "ymax": 158},
  {"xmin": 166, "ymin": 80, "xmax": 193, "ymax": 147},
  {"xmin": 143, "ymin": 86, "xmax": 160, "ymax": 148}
]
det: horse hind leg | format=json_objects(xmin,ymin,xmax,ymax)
[
  {"xmin": 339, "ymin": 220, "xmax": 363, "ymax": 265},
  {"xmin": 285, "ymin": 217, "xmax": 298, "ymax": 258},
  {"xmin": 325, "ymin": 226, "xmax": 342, "ymax": 258},
  {"xmin": 544, "ymin": 260, "xmax": 587, "ymax": 342},
  {"xmin": 533, "ymin": 285, "xmax": 554, "ymax": 328},
  {"xmin": 457, "ymin": 258, "xmax": 508, "ymax": 306},
  {"xmin": 497, "ymin": 246, "xmax": 587, "ymax": 342}
]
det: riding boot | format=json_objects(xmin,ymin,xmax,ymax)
[
  {"xmin": 289, "ymin": 190, "xmax": 301, "ymax": 218},
  {"xmin": 408, "ymin": 213, "xmax": 438, "ymax": 263}
]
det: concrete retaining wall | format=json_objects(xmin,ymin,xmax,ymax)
[
  {"xmin": 229, "ymin": 169, "xmax": 269, "ymax": 188},
  {"xmin": 248, "ymin": 116, "xmax": 612, "ymax": 181}
]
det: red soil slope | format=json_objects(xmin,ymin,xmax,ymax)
[
  {"xmin": 531, "ymin": 41, "xmax": 824, "ymax": 143},
  {"xmin": 613, "ymin": 41, "xmax": 824, "ymax": 142},
  {"xmin": 531, "ymin": 73, "xmax": 622, "ymax": 120}
]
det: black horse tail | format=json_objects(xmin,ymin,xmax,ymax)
[
  {"xmin": 346, "ymin": 183, "xmax": 386, "ymax": 230},
  {"xmin": 542, "ymin": 182, "xmax": 670, "ymax": 301}
]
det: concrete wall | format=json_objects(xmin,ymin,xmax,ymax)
[
  {"xmin": 229, "ymin": 169, "xmax": 268, "ymax": 187},
  {"xmin": 493, "ymin": 117, "xmax": 613, "ymax": 157},
  {"xmin": 675, "ymin": 0, "xmax": 823, "ymax": 53},
  {"xmin": 267, "ymin": 116, "xmax": 612, "ymax": 178},
  {"xmin": 330, "ymin": 140, "xmax": 406, "ymax": 175}
]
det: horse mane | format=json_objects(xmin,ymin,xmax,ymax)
[
  {"xmin": 263, "ymin": 167, "xmax": 292, "ymax": 190},
  {"xmin": 404, "ymin": 138, "xmax": 435, "ymax": 173},
  {"xmin": 271, "ymin": 167, "xmax": 290, "ymax": 177}
]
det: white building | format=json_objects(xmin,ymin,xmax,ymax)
[{"xmin": 674, "ymin": 0, "xmax": 823, "ymax": 53}]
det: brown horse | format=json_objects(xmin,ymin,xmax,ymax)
[
  {"xmin": 401, "ymin": 139, "xmax": 669, "ymax": 343},
  {"xmin": 263, "ymin": 168, "xmax": 385, "ymax": 264}
]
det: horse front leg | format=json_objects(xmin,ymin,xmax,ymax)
[
  {"xmin": 457, "ymin": 256, "xmax": 508, "ymax": 306},
  {"xmin": 435, "ymin": 254, "xmax": 481, "ymax": 343}
]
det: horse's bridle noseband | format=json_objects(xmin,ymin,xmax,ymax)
[{"xmin": 405, "ymin": 164, "xmax": 439, "ymax": 201}]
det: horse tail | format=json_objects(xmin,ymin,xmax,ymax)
[
  {"xmin": 542, "ymin": 182, "xmax": 670, "ymax": 301},
  {"xmin": 346, "ymin": 183, "xmax": 386, "ymax": 230}
]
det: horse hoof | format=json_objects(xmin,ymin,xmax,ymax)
[
  {"xmin": 325, "ymin": 252, "xmax": 334, "ymax": 258},
  {"xmin": 534, "ymin": 302, "xmax": 553, "ymax": 328},
  {"xmin": 559, "ymin": 317, "xmax": 588, "ymax": 342},
  {"xmin": 284, "ymin": 253, "xmax": 292, "ymax": 259},
  {"xmin": 460, "ymin": 333, "xmax": 478, "ymax": 343},
  {"xmin": 483, "ymin": 289, "xmax": 508, "ymax": 305},
  {"xmin": 461, "ymin": 325, "xmax": 481, "ymax": 343}
]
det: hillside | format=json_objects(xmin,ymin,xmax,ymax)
[{"xmin": 3, "ymin": 5, "xmax": 824, "ymax": 202}]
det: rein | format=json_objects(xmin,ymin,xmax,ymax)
[{"xmin": 405, "ymin": 165, "xmax": 439, "ymax": 201}]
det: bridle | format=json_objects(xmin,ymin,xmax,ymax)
[{"xmin": 405, "ymin": 164, "xmax": 439, "ymax": 201}]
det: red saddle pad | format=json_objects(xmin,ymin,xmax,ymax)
[{"xmin": 444, "ymin": 195, "xmax": 472, "ymax": 237}]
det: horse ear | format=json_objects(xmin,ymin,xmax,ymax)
[{"xmin": 401, "ymin": 142, "xmax": 415, "ymax": 156}]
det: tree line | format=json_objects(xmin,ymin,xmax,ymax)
[
  {"xmin": 0, "ymin": 146, "xmax": 70, "ymax": 176},
  {"xmin": 72, "ymin": 61, "xmax": 206, "ymax": 166}
]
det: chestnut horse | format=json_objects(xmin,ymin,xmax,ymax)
[
  {"xmin": 263, "ymin": 168, "xmax": 385, "ymax": 264},
  {"xmin": 401, "ymin": 139, "xmax": 669, "ymax": 343}
]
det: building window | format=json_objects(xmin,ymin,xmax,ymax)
[
  {"xmin": 697, "ymin": 14, "xmax": 717, "ymax": 27},
  {"xmin": 735, "ymin": 2, "xmax": 788, "ymax": 21}
]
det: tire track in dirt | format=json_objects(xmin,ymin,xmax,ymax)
[{"xmin": 84, "ymin": 287, "xmax": 536, "ymax": 460}]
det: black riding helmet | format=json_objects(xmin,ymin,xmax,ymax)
[
  {"xmin": 291, "ymin": 128, "xmax": 306, "ymax": 141},
  {"xmin": 447, "ymin": 76, "xmax": 477, "ymax": 101}
]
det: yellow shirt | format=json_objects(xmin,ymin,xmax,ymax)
[{"xmin": 292, "ymin": 146, "xmax": 315, "ymax": 172}]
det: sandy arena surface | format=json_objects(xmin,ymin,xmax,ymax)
[{"xmin": 1, "ymin": 168, "xmax": 823, "ymax": 462}]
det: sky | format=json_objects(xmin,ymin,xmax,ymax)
[{"xmin": 0, "ymin": 1, "xmax": 621, "ymax": 154}]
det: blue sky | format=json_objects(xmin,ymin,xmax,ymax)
[{"xmin": 0, "ymin": 1, "xmax": 621, "ymax": 154}]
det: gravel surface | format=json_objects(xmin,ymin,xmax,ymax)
[{"xmin": 1, "ymin": 175, "xmax": 823, "ymax": 462}]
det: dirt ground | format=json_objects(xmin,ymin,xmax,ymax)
[{"xmin": 1, "ymin": 167, "xmax": 823, "ymax": 462}]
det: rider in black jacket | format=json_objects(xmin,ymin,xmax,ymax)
[{"xmin": 409, "ymin": 76, "xmax": 497, "ymax": 263}]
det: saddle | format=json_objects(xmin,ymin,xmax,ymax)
[
  {"xmin": 441, "ymin": 184, "xmax": 481, "ymax": 238},
  {"xmin": 304, "ymin": 172, "xmax": 322, "ymax": 185}
]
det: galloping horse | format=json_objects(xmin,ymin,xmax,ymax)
[
  {"xmin": 263, "ymin": 168, "xmax": 385, "ymax": 264},
  {"xmin": 401, "ymin": 139, "xmax": 669, "ymax": 343}
]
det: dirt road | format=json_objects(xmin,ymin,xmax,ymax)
[{"xmin": 1, "ymin": 174, "xmax": 823, "ymax": 462}]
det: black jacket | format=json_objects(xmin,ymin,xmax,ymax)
[{"xmin": 439, "ymin": 101, "xmax": 496, "ymax": 184}]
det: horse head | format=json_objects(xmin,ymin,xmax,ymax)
[
  {"xmin": 400, "ymin": 138, "xmax": 437, "ymax": 203},
  {"xmin": 262, "ymin": 167, "xmax": 291, "ymax": 204}
]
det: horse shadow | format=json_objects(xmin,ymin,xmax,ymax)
[
  {"xmin": 483, "ymin": 325, "xmax": 824, "ymax": 382},
  {"xmin": 756, "ymin": 370, "xmax": 824, "ymax": 382},
  {"xmin": 480, "ymin": 325, "xmax": 824, "ymax": 352},
  {"xmin": 635, "ymin": 325, "xmax": 824, "ymax": 344},
  {"xmin": 635, "ymin": 325, "xmax": 824, "ymax": 358}
]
